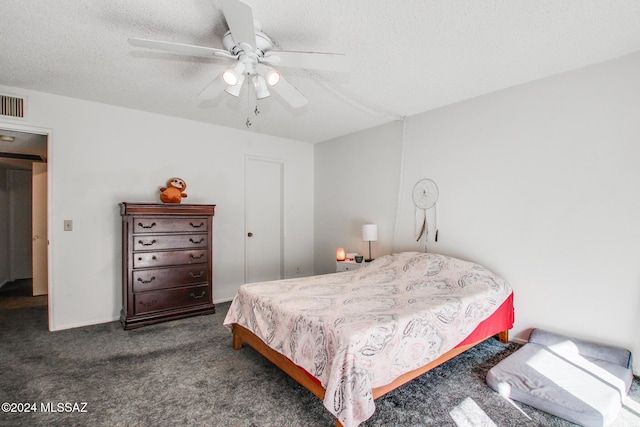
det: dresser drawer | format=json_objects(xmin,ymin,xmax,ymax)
[
  {"xmin": 133, "ymin": 249, "xmax": 208, "ymax": 269},
  {"xmin": 132, "ymin": 264, "xmax": 208, "ymax": 292},
  {"xmin": 133, "ymin": 217, "xmax": 208, "ymax": 233},
  {"xmin": 134, "ymin": 285, "xmax": 211, "ymax": 315},
  {"xmin": 133, "ymin": 233, "xmax": 208, "ymax": 251}
]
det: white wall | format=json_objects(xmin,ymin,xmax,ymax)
[
  {"xmin": 0, "ymin": 84, "xmax": 314, "ymax": 331},
  {"xmin": 314, "ymin": 121, "xmax": 403, "ymax": 274},
  {"xmin": 315, "ymin": 52, "xmax": 640, "ymax": 373}
]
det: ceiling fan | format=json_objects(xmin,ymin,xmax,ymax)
[{"xmin": 128, "ymin": 0, "xmax": 348, "ymax": 109}]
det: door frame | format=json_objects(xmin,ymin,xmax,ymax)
[
  {"xmin": 32, "ymin": 162, "xmax": 48, "ymax": 296},
  {"xmin": 0, "ymin": 120, "xmax": 53, "ymax": 329},
  {"xmin": 244, "ymin": 155, "xmax": 285, "ymax": 283}
]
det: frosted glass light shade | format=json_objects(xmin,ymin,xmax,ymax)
[
  {"xmin": 362, "ymin": 224, "xmax": 378, "ymax": 241},
  {"xmin": 224, "ymin": 73, "xmax": 245, "ymax": 97},
  {"xmin": 252, "ymin": 74, "xmax": 270, "ymax": 99},
  {"xmin": 222, "ymin": 62, "xmax": 245, "ymax": 86},
  {"xmin": 266, "ymin": 69, "xmax": 280, "ymax": 86},
  {"xmin": 222, "ymin": 69, "xmax": 239, "ymax": 86}
]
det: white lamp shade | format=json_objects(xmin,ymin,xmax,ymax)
[{"xmin": 362, "ymin": 224, "xmax": 378, "ymax": 241}]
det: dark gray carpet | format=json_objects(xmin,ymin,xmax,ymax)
[{"xmin": 1, "ymin": 291, "xmax": 639, "ymax": 426}]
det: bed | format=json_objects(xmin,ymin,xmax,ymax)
[{"xmin": 223, "ymin": 251, "xmax": 514, "ymax": 426}]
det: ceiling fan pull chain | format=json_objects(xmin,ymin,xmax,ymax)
[{"xmin": 246, "ymin": 80, "xmax": 253, "ymax": 128}]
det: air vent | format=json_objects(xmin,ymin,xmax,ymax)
[
  {"xmin": 0, "ymin": 152, "xmax": 45, "ymax": 162},
  {"xmin": 1, "ymin": 93, "xmax": 26, "ymax": 119}
]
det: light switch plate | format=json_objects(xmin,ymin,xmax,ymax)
[{"xmin": 64, "ymin": 220, "xmax": 73, "ymax": 231}]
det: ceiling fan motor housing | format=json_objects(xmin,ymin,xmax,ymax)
[{"xmin": 222, "ymin": 30, "xmax": 273, "ymax": 58}]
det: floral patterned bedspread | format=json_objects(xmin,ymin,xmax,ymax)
[{"xmin": 223, "ymin": 252, "xmax": 512, "ymax": 426}]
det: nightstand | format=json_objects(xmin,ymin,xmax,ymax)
[{"xmin": 336, "ymin": 260, "xmax": 365, "ymax": 272}]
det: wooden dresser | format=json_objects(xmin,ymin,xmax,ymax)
[{"xmin": 120, "ymin": 202, "xmax": 216, "ymax": 330}]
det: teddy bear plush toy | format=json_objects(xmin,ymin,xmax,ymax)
[{"xmin": 159, "ymin": 177, "xmax": 188, "ymax": 204}]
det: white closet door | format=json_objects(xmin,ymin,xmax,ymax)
[{"xmin": 245, "ymin": 157, "xmax": 284, "ymax": 283}]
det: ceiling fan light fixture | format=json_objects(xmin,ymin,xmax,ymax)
[
  {"xmin": 222, "ymin": 62, "xmax": 245, "ymax": 86},
  {"xmin": 224, "ymin": 73, "xmax": 245, "ymax": 97},
  {"xmin": 129, "ymin": 0, "xmax": 341, "ymax": 110},
  {"xmin": 222, "ymin": 70, "xmax": 238, "ymax": 86},
  {"xmin": 266, "ymin": 70, "xmax": 280, "ymax": 87},
  {"xmin": 253, "ymin": 75, "xmax": 270, "ymax": 99}
]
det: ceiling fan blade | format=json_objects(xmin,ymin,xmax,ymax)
[
  {"xmin": 128, "ymin": 38, "xmax": 236, "ymax": 60},
  {"xmin": 270, "ymin": 75, "xmax": 308, "ymax": 109},
  {"xmin": 197, "ymin": 73, "xmax": 226, "ymax": 99},
  {"xmin": 219, "ymin": 0, "xmax": 256, "ymax": 50},
  {"xmin": 262, "ymin": 51, "xmax": 349, "ymax": 72}
]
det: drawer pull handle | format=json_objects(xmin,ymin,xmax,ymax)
[
  {"xmin": 190, "ymin": 291, "xmax": 206, "ymax": 299},
  {"xmin": 190, "ymin": 253, "xmax": 205, "ymax": 260},
  {"xmin": 137, "ymin": 276, "xmax": 156, "ymax": 284},
  {"xmin": 139, "ymin": 299, "xmax": 157, "ymax": 307},
  {"xmin": 137, "ymin": 256, "xmax": 157, "ymax": 261},
  {"xmin": 189, "ymin": 271, "xmax": 205, "ymax": 279},
  {"xmin": 189, "ymin": 237, "xmax": 205, "ymax": 244},
  {"xmin": 138, "ymin": 222, "xmax": 156, "ymax": 229},
  {"xmin": 138, "ymin": 239, "xmax": 157, "ymax": 247},
  {"xmin": 190, "ymin": 222, "xmax": 204, "ymax": 228}
]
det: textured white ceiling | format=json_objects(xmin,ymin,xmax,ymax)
[{"xmin": 1, "ymin": 0, "xmax": 640, "ymax": 143}]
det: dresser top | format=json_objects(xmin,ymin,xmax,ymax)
[{"xmin": 120, "ymin": 202, "xmax": 216, "ymax": 216}]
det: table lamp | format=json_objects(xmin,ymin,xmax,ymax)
[{"xmin": 362, "ymin": 224, "xmax": 377, "ymax": 262}]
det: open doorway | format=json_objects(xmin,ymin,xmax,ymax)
[{"xmin": 0, "ymin": 125, "xmax": 49, "ymax": 316}]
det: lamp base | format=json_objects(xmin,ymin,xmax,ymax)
[{"xmin": 365, "ymin": 240, "xmax": 374, "ymax": 263}]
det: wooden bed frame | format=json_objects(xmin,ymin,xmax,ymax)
[{"xmin": 232, "ymin": 323, "xmax": 509, "ymax": 427}]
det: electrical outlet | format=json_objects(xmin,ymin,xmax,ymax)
[
  {"xmin": 295, "ymin": 266, "xmax": 301, "ymax": 274},
  {"xmin": 64, "ymin": 220, "xmax": 73, "ymax": 231}
]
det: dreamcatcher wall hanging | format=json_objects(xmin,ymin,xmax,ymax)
[{"xmin": 412, "ymin": 178, "xmax": 439, "ymax": 251}]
